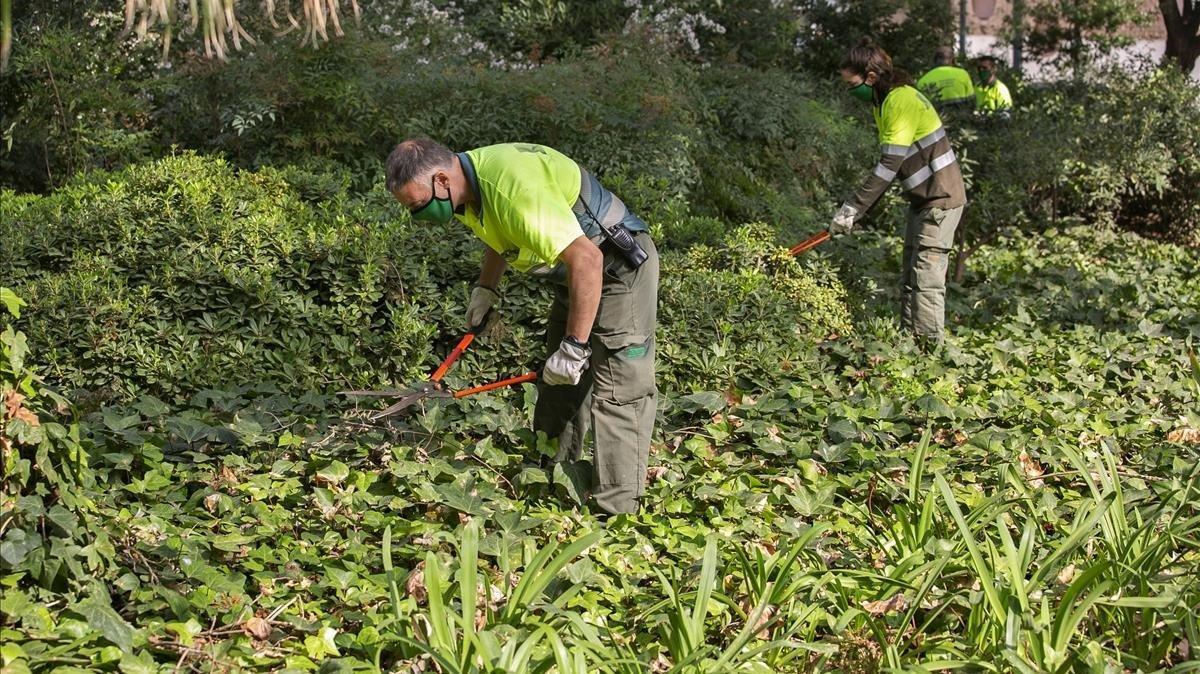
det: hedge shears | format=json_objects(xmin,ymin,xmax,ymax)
[
  {"xmin": 339, "ymin": 317, "xmax": 538, "ymax": 420},
  {"xmin": 788, "ymin": 230, "xmax": 831, "ymax": 256}
]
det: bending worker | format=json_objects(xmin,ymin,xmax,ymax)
[
  {"xmin": 829, "ymin": 39, "xmax": 967, "ymax": 344},
  {"xmin": 916, "ymin": 46, "xmax": 975, "ymax": 110},
  {"xmin": 974, "ymin": 55, "xmax": 1014, "ymax": 116},
  {"xmin": 386, "ymin": 139, "xmax": 659, "ymax": 516}
]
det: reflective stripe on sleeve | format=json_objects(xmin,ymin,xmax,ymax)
[
  {"xmin": 900, "ymin": 149, "xmax": 956, "ymax": 191},
  {"xmin": 881, "ymin": 144, "xmax": 909, "ymax": 157},
  {"xmin": 915, "ymin": 127, "xmax": 947, "ymax": 150}
]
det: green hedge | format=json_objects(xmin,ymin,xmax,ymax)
[
  {"xmin": 1, "ymin": 153, "xmax": 851, "ymax": 404},
  {"xmin": 954, "ymin": 67, "xmax": 1200, "ymax": 260}
]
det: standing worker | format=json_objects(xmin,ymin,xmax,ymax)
[
  {"xmin": 974, "ymin": 56, "xmax": 1014, "ymax": 116},
  {"xmin": 917, "ymin": 46, "xmax": 976, "ymax": 110},
  {"xmin": 386, "ymin": 139, "xmax": 659, "ymax": 516},
  {"xmin": 828, "ymin": 39, "xmax": 967, "ymax": 344}
]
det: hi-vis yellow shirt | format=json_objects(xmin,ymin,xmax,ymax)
[
  {"xmin": 916, "ymin": 65, "xmax": 975, "ymax": 106},
  {"xmin": 456, "ymin": 143, "xmax": 583, "ymax": 275},
  {"xmin": 872, "ymin": 86, "xmax": 943, "ymax": 148},
  {"xmin": 848, "ymin": 85, "xmax": 966, "ymax": 214},
  {"xmin": 976, "ymin": 79, "xmax": 1014, "ymax": 112}
]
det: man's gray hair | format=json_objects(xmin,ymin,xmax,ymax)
[
  {"xmin": 933, "ymin": 46, "xmax": 954, "ymax": 66},
  {"xmin": 386, "ymin": 138, "xmax": 455, "ymax": 193}
]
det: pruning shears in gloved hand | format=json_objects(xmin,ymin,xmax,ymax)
[
  {"xmin": 828, "ymin": 203, "xmax": 859, "ymax": 237},
  {"xmin": 542, "ymin": 336, "xmax": 591, "ymax": 386}
]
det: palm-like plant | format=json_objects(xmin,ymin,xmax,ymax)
[{"xmin": 121, "ymin": 0, "xmax": 361, "ymax": 62}]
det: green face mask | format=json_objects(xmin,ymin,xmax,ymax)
[
  {"xmin": 977, "ymin": 70, "xmax": 994, "ymax": 86},
  {"xmin": 409, "ymin": 175, "xmax": 454, "ymax": 224},
  {"xmin": 848, "ymin": 81, "xmax": 875, "ymax": 103}
]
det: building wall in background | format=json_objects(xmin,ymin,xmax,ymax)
[{"xmin": 961, "ymin": 0, "xmax": 1167, "ymax": 39}]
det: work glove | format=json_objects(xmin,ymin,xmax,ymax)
[
  {"xmin": 828, "ymin": 203, "xmax": 859, "ymax": 237},
  {"xmin": 465, "ymin": 285, "xmax": 500, "ymax": 331},
  {"xmin": 542, "ymin": 337, "xmax": 591, "ymax": 387}
]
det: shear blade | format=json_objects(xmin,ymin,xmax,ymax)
[{"xmin": 368, "ymin": 383, "xmax": 452, "ymax": 420}]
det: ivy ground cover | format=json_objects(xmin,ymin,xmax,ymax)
[{"xmin": 2, "ymin": 158, "xmax": 1199, "ymax": 672}]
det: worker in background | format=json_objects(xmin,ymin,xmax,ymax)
[
  {"xmin": 917, "ymin": 46, "xmax": 975, "ymax": 110},
  {"xmin": 828, "ymin": 39, "xmax": 967, "ymax": 345},
  {"xmin": 974, "ymin": 55, "xmax": 1014, "ymax": 116}
]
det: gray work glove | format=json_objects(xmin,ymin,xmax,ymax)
[
  {"xmin": 465, "ymin": 285, "xmax": 500, "ymax": 331},
  {"xmin": 828, "ymin": 203, "xmax": 859, "ymax": 237},
  {"xmin": 542, "ymin": 337, "xmax": 591, "ymax": 386}
]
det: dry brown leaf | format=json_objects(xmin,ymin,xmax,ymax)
[
  {"xmin": 203, "ymin": 493, "xmax": 222, "ymax": 513},
  {"xmin": 1056, "ymin": 564, "xmax": 1076, "ymax": 585},
  {"xmin": 1167, "ymin": 428, "xmax": 1200, "ymax": 444},
  {"xmin": 646, "ymin": 466, "xmax": 669, "ymax": 482},
  {"xmin": 12, "ymin": 407, "xmax": 38, "ymax": 426},
  {"xmin": 486, "ymin": 583, "xmax": 507, "ymax": 609},
  {"xmin": 3, "ymin": 390, "xmax": 24, "ymax": 420},
  {"xmin": 739, "ymin": 599, "xmax": 777, "ymax": 639},
  {"xmin": 650, "ymin": 654, "xmax": 673, "ymax": 674},
  {"xmin": 1018, "ymin": 451, "xmax": 1045, "ymax": 488},
  {"xmin": 4, "ymin": 390, "xmax": 39, "ymax": 427},
  {"xmin": 241, "ymin": 615, "xmax": 271, "ymax": 640},
  {"xmin": 861, "ymin": 594, "xmax": 908, "ymax": 616},
  {"xmin": 406, "ymin": 562, "xmax": 427, "ymax": 604},
  {"xmin": 819, "ymin": 548, "xmax": 843, "ymax": 565}
]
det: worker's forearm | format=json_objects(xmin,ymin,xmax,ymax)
[
  {"xmin": 848, "ymin": 151, "xmax": 905, "ymax": 214},
  {"xmin": 565, "ymin": 255, "xmax": 602, "ymax": 343},
  {"xmin": 477, "ymin": 248, "xmax": 507, "ymax": 290}
]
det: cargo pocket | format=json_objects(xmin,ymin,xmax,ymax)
[
  {"xmin": 592, "ymin": 237, "xmax": 658, "ymax": 355},
  {"xmin": 593, "ymin": 336, "xmax": 656, "ymax": 405}
]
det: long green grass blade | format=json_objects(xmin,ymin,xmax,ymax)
[
  {"xmin": 935, "ymin": 474, "xmax": 1007, "ymax": 623},
  {"xmin": 382, "ymin": 525, "xmax": 403, "ymax": 622},
  {"xmin": 690, "ymin": 536, "xmax": 719, "ymax": 647},
  {"xmin": 502, "ymin": 529, "xmax": 603, "ymax": 621},
  {"xmin": 423, "ymin": 550, "xmax": 456, "ymax": 662},
  {"xmin": 458, "ymin": 520, "xmax": 478, "ymax": 654},
  {"xmin": 909, "ymin": 427, "xmax": 932, "ymax": 505}
]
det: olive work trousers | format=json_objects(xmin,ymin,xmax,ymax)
[
  {"xmin": 900, "ymin": 205, "xmax": 963, "ymax": 341},
  {"xmin": 533, "ymin": 233, "xmax": 659, "ymax": 515}
]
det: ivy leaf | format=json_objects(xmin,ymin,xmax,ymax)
[
  {"xmin": 677, "ymin": 391, "xmax": 727, "ymax": 413},
  {"xmin": 119, "ymin": 650, "xmax": 158, "ymax": 674},
  {"xmin": 0, "ymin": 528, "xmax": 40, "ymax": 567},
  {"xmin": 2, "ymin": 327, "xmax": 28, "ymax": 372},
  {"xmin": 316, "ymin": 460, "xmax": 350, "ymax": 486},
  {"xmin": 0, "ymin": 288, "xmax": 26, "ymax": 318},
  {"xmin": 433, "ymin": 480, "xmax": 485, "ymax": 516},
  {"xmin": 826, "ymin": 418, "xmax": 859, "ymax": 443},
  {"xmin": 73, "ymin": 595, "xmax": 137, "ymax": 653},
  {"xmin": 553, "ymin": 461, "xmax": 592, "ymax": 506},
  {"xmin": 914, "ymin": 394, "xmax": 955, "ymax": 420}
]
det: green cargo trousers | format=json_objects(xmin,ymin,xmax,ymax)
[
  {"xmin": 534, "ymin": 233, "xmax": 659, "ymax": 515},
  {"xmin": 900, "ymin": 205, "xmax": 963, "ymax": 341}
]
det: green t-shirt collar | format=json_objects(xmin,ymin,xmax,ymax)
[{"xmin": 456, "ymin": 151, "xmax": 484, "ymax": 217}]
